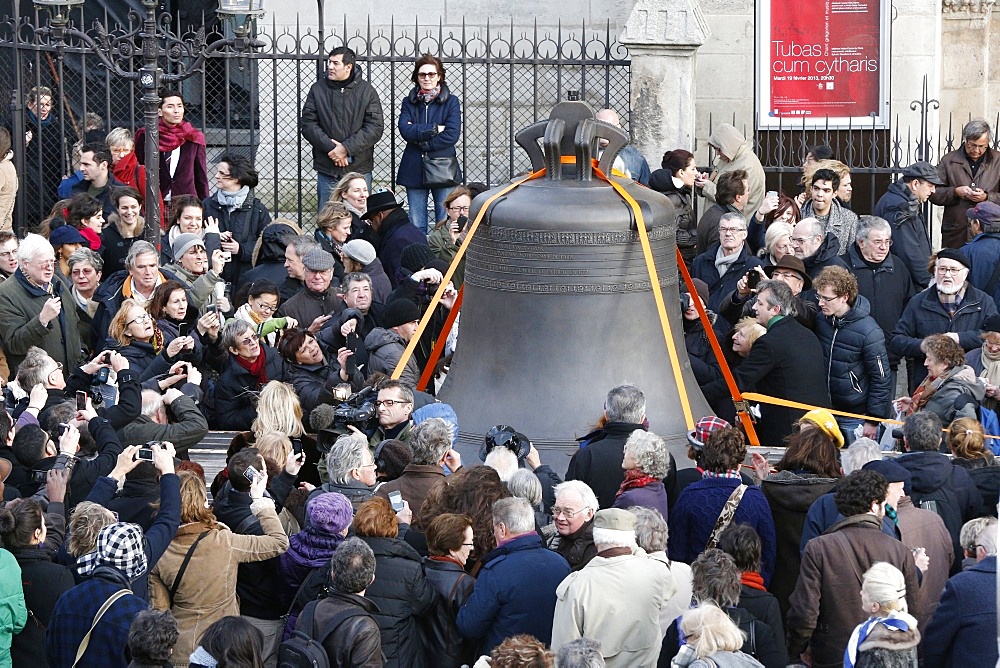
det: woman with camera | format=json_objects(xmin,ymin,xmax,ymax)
[
  {"xmin": 148, "ymin": 280, "xmax": 222, "ymax": 367},
  {"xmin": 105, "ymin": 298, "xmax": 200, "ymax": 389},
  {"xmin": 212, "ymin": 319, "xmax": 288, "ymax": 432},
  {"xmin": 278, "ymin": 328, "xmax": 364, "ymax": 427},
  {"xmin": 428, "ymin": 186, "xmax": 472, "ymax": 288},
  {"xmin": 160, "ymin": 194, "xmax": 221, "ymax": 266}
]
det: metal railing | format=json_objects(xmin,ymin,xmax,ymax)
[{"xmin": 0, "ymin": 5, "xmax": 631, "ymax": 232}]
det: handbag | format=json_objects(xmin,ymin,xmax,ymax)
[{"xmin": 421, "ymin": 154, "xmax": 461, "ymax": 188}]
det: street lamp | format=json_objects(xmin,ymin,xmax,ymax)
[{"xmin": 31, "ymin": 0, "xmax": 265, "ymax": 246}]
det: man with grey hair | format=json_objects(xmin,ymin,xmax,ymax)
[
  {"xmin": 276, "ymin": 247, "xmax": 344, "ymax": 330},
  {"xmin": 90, "ymin": 240, "xmax": 183, "ymax": 349},
  {"xmin": 376, "ymin": 416, "xmax": 461, "ymax": 516},
  {"xmin": 631, "ymin": 506, "xmax": 693, "ymax": 634},
  {"xmin": 547, "ymin": 480, "xmax": 599, "ymax": 571},
  {"xmin": 691, "ymin": 211, "xmax": 763, "ymax": 312},
  {"xmin": 930, "ymin": 118, "xmax": 1000, "ymax": 249},
  {"xmin": 119, "ymin": 383, "xmax": 208, "ymax": 457},
  {"xmin": 551, "ymin": 508, "xmax": 674, "ymax": 668},
  {"xmin": 567, "ymin": 383, "xmax": 677, "ymax": 509},
  {"xmin": 702, "ymin": 278, "xmax": 830, "ymax": 446},
  {"xmin": 841, "ymin": 215, "xmax": 916, "ymax": 382},
  {"xmin": 311, "ymin": 432, "xmax": 376, "ymax": 510},
  {"xmin": 923, "ymin": 515, "xmax": 998, "ymax": 666},
  {"xmin": 0, "ymin": 233, "xmax": 82, "ymax": 376},
  {"xmin": 295, "ymin": 536, "xmax": 383, "ymax": 666},
  {"xmin": 457, "ymin": 497, "xmax": 570, "ymax": 655},
  {"xmin": 790, "ymin": 216, "xmax": 849, "ymax": 279}
]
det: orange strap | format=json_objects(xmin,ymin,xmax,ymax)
[
  {"xmin": 416, "ymin": 286, "xmax": 463, "ymax": 391},
  {"xmin": 391, "ymin": 172, "xmax": 541, "ymax": 380},
  {"xmin": 675, "ymin": 251, "xmax": 761, "ymax": 446}
]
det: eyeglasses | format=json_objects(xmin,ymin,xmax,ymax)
[
  {"xmin": 866, "ymin": 239, "xmax": 893, "ymax": 248},
  {"xmin": 358, "ymin": 462, "xmax": 377, "ymax": 470},
  {"xmin": 551, "ymin": 506, "xmax": 590, "ymax": 519},
  {"xmin": 816, "ymin": 294, "xmax": 841, "ymax": 303},
  {"xmin": 126, "ymin": 313, "xmax": 152, "ymax": 326},
  {"xmin": 253, "ymin": 299, "xmax": 277, "ymax": 313},
  {"xmin": 0, "ymin": 250, "xmax": 17, "ymax": 259},
  {"xmin": 936, "ymin": 266, "xmax": 967, "ymax": 275},
  {"xmin": 48, "ymin": 362, "xmax": 63, "ymax": 375},
  {"xmin": 771, "ymin": 270, "xmax": 802, "ymax": 282},
  {"xmin": 448, "ymin": 205, "xmax": 470, "ymax": 212},
  {"xmin": 719, "ymin": 227, "xmax": 746, "ymax": 235},
  {"xmin": 375, "ymin": 398, "xmax": 410, "ymax": 408},
  {"xmin": 417, "ymin": 71, "xmax": 439, "ymax": 78},
  {"xmin": 790, "ymin": 236, "xmax": 816, "ymax": 245},
  {"xmin": 28, "ymin": 259, "xmax": 55, "ymax": 268},
  {"xmin": 461, "ymin": 543, "xmax": 474, "ymax": 547},
  {"xmin": 238, "ymin": 336, "xmax": 258, "ymax": 347}
]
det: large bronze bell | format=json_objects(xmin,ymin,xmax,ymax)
[{"xmin": 439, "ymin": 101, "xmax": 710, "ymax": 475}]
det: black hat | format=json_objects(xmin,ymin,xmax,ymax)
[
  {"xmin": 984, "ymin": 314, "xmax": 1000, "ymax": 333},
  {"xmin": 383, "ymin": 298, "xmax": 420, "ymax": 328},
  {"xmin": 901, "ymin": 161, "xmax": 945, "ymax": 186},
  {"xmin": 400, "ymin": 243, "xmax": 437, "ymax": 273},
  {"xmin": 935, "ymin": 248, "xmax": 971, "ymax": 271},
  {"xmin": 862, "ymin": 459, "xmax": 912, "ymax": 496},
  {"xmin": 361, "ymin": 190, "xmax": 402, "ymax": 220},
  {"xmin": 479, "ymin": 424, "xmax": 531, "ymax": 462}
]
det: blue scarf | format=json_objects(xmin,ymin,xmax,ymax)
[
  {"xmin": 844, "ymin": 615, "xmax": 911, "ymax": 668},
  {"xmin": 217, "ymin": 185, "xmax": 249, "ymax": 210}
]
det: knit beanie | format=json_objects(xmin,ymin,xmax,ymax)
[
  {"xmin": 384, "ymin": 298, "xmax": 421, "ymax": 328},
  {"xmin": 306, "ymin": 492, "xmax": 353, "ymax": 535},
  {"xmin": 400, "ymin": 243, "xmax": 437, "ymax": 273}
]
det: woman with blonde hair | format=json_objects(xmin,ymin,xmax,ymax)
[
  {"xmin": 843, "ymin": 562, "xmax": 919, "ymax": 668},
  {"xmin": 673, "ymin": 603, "xmax": 764, "ymax": 667},
  {"xmin": 331, "ymin": 171, "xmax": 371, "ymax": 241},
  {"xmin": 947, "ymin": 417, "xmax": 996, "ymax": 468},
  {"xmin": 759, "ymin": 221, "xmax": 795, "ymax": 266},
  {"xmin": 106, "ymin": 297, "xmax": 196, "ymax": 383},
  {"xmin": 732, "ymin": 316, "xmax": 766, "ymax": 359},
  {"xmin": 150, "ymin": 470, "xmax": 289, "ymax": 666},
  {"xmin": 66, "ymin": 502, "xmax": 117, "ymax": 559}
]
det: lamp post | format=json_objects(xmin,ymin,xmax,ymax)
[{"xmin": 31, "ymin": 0, "xmax": 265, "ymax": 247}]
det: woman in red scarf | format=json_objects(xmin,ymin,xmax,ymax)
[
  {"xmin": 895, "ymin": 333, "xmax": 984, "ymax": 425},
  {"xmin": 613, "ymin": 430, "xmax": 670, "ymax": 520},
  {"xmin": 134, "ymin": 89, "xmax": 210, "ymax": 206},
  {"xmin": 213, "ymin": 319, "xmax": 287, "ymax": 431},
  {"xmin": 107, "ymin": 127, "xmax": 164, "ymax": 222}
]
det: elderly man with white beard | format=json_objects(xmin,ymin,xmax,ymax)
[{"xmin": 890, "ymin": 248, "xmax": 998, "ymax": 393}]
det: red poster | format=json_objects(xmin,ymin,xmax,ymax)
[{"xmin": 761, "ymin": 0, "xmax": 884, "ymax": 125}]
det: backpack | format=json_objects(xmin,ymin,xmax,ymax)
[
  {"xmin": 282, "ymin": 566, "xmax": 332, "ymax": 641},
  {"xmin": 277, "ymin": 599, "xmax": 367, "ymax": 668}
]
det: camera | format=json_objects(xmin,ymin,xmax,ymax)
[
  {"xmin": 291, "ymin": 437, "xmax": 303, "ymax": 455},
  {"xmin": 137, "ymin": 448, "xmax": 154, "ymax": 462},
  {"xmin": 388, "ymin": 491, "xmax": 405, "ymax": 512},
  {"xmin": 58, "ymin": 423, "xmax": 69, "ymax": 437},
  {"xmin": 747, "ymin": 270, "xmax": 761, "ymax": 290},
  {"xmin": 76, "ymin": 390, "xmax": 87, "ymax": 411},
  {"xmin": 32, "ymin": 469, "xmax": 50, "ymax": 482},
  {"xmin": 244, "ymin": 465, "xmax": 262, "ymax": 482},
  {"xmin": 680, "ymin": 292, "xmax": 692, "ymax": 312},
  {"xmin": 330, "ymin": 386, "xmax": 378, "ymax": 436},
  {"xmin": 94, "ymin": 367, "xmax": 110, "ymax": 384}
]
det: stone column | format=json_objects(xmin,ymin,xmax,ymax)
[{"xmin": 620, "ymin": 0, "xmax": 711, "ymax": 159}]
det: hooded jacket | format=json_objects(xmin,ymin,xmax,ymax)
[
  {"xmin": 364, "ymin": 327, "xmax": 420, "ymax": 388},
  {"xmin": 701, "ymin": 124, "xmax": 766, "ymax": 222},
  {"xmin": 300, "ymin": 69, "xmax": 385, "ymax": 178},
  {"xmin": 874, "ymin": 180, "xmax": 932, "ymax": 287},
  {"xmin": 896, "ymin": 450, "xmax": 982, "ymax": 570},
  {"xmin": 814, "ymin": 294, "xmax": 893, "ymax": 417}
]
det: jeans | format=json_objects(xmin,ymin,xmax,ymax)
[
  {"xmin": 317, "ymin": 171, "xmax": 373, "ymax": 212},
  {"xmin": 405, "ymin": 186, "xmax": 450, "ymax": 234},
  {"xmin": 836, "ymin": 416, "xmax": 866, "ymax": 445}
]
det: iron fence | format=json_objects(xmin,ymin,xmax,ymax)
[{"xmin": 0, "ymin": 5, "xmax": 631, "ymax": 232}]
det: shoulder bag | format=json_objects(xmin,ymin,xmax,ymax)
[
  {"xmin": 72, "ymin": 589, "xmax": 131, "ymax": 667},
  {"xmin": 706, "ymin": 484, "xmax": 747, "ymax": 549}
]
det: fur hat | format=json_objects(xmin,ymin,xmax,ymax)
[{"xmin": 306, "ymin": 492, "xmax": 353, "ymax": 535}]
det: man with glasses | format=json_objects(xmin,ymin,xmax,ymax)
[
  {"xmin": 812, "ymin": 266, "xmax": 892, "ymax": 442},
  {"xmin": 891, "ymin": 248, "xmax": 998, "ymax": 392},
  {"xmin": 790, "ymin": 217, "xmax": 849, "ymax": 280},
  {"xmin": 301, "ymin": 46, "xmax": 384, "ymax": 210},
  {"xmin": 0, "ymin": 233, "xmax": 81, "ymax": 377},
  {"xmin": 275, "ymin": 248, "xmax": 344, "ymax": 334},
  {"xmin": 930, "ymin": 119, "xmax": 1000, "ymax": 249},
  {"xmin": 874, "ymin": 160, "xmax": 945, "ymax": 288},
  {"xmin": 324, "ymin": 272, "xmax": 384, "ymax": 370},
  {"xmin": 368, "ymin": 380, "xmax": 416, "ymax": 448},
  {"xmin": 696, "ymin": 169, "xmax": 749, "ymax": 255},
  {"xmin": 546, "ymin": 481, "xmax": 598, "ymax": 572},
  {"xmin": 691, "ymin": 211, "xmax": 763, "ymax": 312}
]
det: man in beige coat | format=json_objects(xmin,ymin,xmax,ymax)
[{"xmin": 551, "ymin": 508, "xmax": 676, "ymax": 668}]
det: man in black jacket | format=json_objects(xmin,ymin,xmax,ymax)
[
  {"xmin": 701, "ymin": 280, "xmax": 831, "ymax": 446},
  {"xmin": 296, "ymin": 537, "xmax": 383, "ymax": 666},
  {"xmin": 565, "ymin": 384, "xmax": 677, "ymax": 509},
  {"xmin": 791, "ymin": 217, "xmax": 849, "ymax": 280},
  {"xmin": 300, "ymin": 46, "xmax": 384, "ymax": 211}
]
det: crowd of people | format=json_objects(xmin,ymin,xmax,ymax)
[{"xmin": 0, "ymin": 41, "xmax": 998, "ymax": 668}]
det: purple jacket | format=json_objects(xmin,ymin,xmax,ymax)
[{"xmin": 612, "ymin": 480, "xmax": 669, "ymax": 521}]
